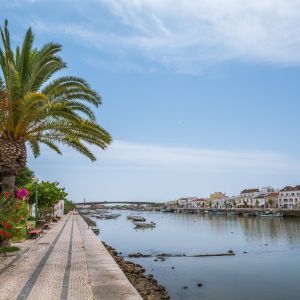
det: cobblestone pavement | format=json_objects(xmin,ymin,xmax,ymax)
[
  {"xmin": 0, "ymin": 213, "xmax": 93, "ymax": 300},
  {"xmin": 0, "ymin": 213, "xmax": 141, "ymax": 300}
]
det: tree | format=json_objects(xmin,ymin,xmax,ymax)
[
  {"xmin": 0, "ymin": 20, "xmax": 111, "ymax": 190},
  {"xmin": 255, "ymin": 199, "xmax": 260, "ymax": 208},
  {"xmin": 64, "ymin": 199, "xmax": 75, "ymax": 214},
  {"xmin": 15, "ymin": 167, "xmax": 34, "ymax": 187},
  {"xmin": 26, "ymin": 181, "xmax": 68, "ymax": 219},
  {"xmin": 268, "ymin": 198, "xmax": 274, "ymax": 208}
]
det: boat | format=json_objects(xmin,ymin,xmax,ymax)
[
  {"xmin": 133, "ymin": 222, "xmax": 156, "ymax": 228},
  {"xmin": 127, "ymin": 215, "xmax": 146, "ymax": 222},
  {"xmin": 259, "ymin": 211, "xmax": 283, "ymax": 217},
  {"xmin": 91, "ymin": 227, "xmax": 100, "ymax": 235},
  {"xmin": 104, "ymin": 213, "xmax": 120, "ymax": 219}
]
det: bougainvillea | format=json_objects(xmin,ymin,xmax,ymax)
[{"xmin": 0, "ymin": 190, "xmax": 29, "ymax": 246}]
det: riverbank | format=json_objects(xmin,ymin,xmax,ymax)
[{"xmin": 103, "ymin": 242, "xmax": 169, "ymax": 300}]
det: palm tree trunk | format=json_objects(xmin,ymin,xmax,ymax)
[
  {"xmin": 0, "ymin": 138, "xmax": 26, "ymax": 191},
  {"xmin": 2, "ymin": 174, "xmax": 16, "ymax": 190}
]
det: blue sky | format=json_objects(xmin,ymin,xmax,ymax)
[{"xmin": 1, "ymin": 0, "xmax": 300, "ymax": 202}]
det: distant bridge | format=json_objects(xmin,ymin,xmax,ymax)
[{"xmin": 75, "ymin": 201, "xmax": 158, "ymax": 206}]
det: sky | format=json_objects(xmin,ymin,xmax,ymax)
[{"xmin": 1, "ymin": 0, "xmax": 300, "ymax": 202}]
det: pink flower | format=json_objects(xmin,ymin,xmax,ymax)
[{"xmin": 16, "ymin": 188, "xmax": 29, "ymax": 199}]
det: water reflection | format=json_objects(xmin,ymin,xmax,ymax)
[{"xmin": 94, "ymin": 211, "xmax": 300, "ymax": 300}]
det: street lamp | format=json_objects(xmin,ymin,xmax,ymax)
[{"xmin": 33, "ymin": 177, "xmax": 39, "ymax": 225}]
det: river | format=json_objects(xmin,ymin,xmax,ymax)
[{"xmin": 92, "ymin": 211, "xmax": 300, "ymax": 300}]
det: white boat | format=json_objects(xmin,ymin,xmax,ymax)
[
  {"xmin": 127, "ymin": 215, "xmax": 146, "ymax": 222},
  {"xmin": 134, "ymin": 222, "xmax": 156, "ymax": 228}
]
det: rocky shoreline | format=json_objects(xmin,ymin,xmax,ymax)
[{"xmin": 102, "ymin": 242, "xmax": 169, "ymax": 300}]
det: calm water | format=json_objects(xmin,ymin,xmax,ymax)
[{"xmin": 93, "ymin": 211, "xmax": 300, "ymax": 300}]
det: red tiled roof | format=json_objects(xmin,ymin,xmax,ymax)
[
  {"xmin": 241, "ymin": 188, "xmax": 259, "ymax": 194},
  {"xmin": 267, "ymin": 192, "xmax": 279, "ymax": 197}
]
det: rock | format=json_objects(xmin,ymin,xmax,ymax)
[
  {"xmin": 228, "ymin": 250, "xmax": 234, "ymax": 254},
  {"xmin": 128, "ymin": 252, "xmax": 144, "ymax": 258},
  {"xmin": 197, "ymin": 283, "xmax": 203, "ymax": 287},
  {"xmin": 171, "ymin": 266, "xmax": 175, "ymax": 269},
  {"xmin": 243, "ymin": 251, "xmax": 248, "ymax": 254},
  {"xmin": 183, "ymin": 286, "xmax": 189, "ymax": 289}
]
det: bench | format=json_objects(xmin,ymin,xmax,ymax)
[
  {"xmin": 43, "ymin": 223, "xmax": 50, "ymax": 229},
  {"xmin": 28, "ymin": 229, "xmax": 41, "ymax": 239}
]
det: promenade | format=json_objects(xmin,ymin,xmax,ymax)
[{"xmin": 0, "ymin": 212, "xmax": 142, "ymax": 300}]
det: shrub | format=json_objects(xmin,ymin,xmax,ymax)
[{"xmin": 0, "ymin": 190, "xmax": 29, "ymax": 246}]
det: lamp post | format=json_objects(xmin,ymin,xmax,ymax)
[{"xmin": 33, "ymin": 177, "xmax": 38, "ymax": 225}]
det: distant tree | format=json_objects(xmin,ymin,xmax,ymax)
[
  {"xmin": 255, "ymin": 200, "xmax": 260, "ymax": 208},
  {"xmin": 64, "ymin": 199, "xmax": 75, "ymax": 214},
  {"xmin": 209, "ymin": 201, "xmax": 212, "ymax": 208},
  {"xmin": 268, "ymin": 198, "xmax": 274, "ymax": 208}
]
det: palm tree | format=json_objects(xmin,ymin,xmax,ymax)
[{"xmin": 0, "ymin": 20, "xmax": 111, "ymax": 190}]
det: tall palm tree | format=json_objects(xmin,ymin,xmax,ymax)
[{"xmin": 0, "ymin": 20, "xmax": 111, "ymax": 190}]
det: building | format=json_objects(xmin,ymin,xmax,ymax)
[
  {"xmin": 278, "ymin": 186, "xmax": 300, "ymax": 209},
  {"xmin": 239, "ymin": 188, "xmax": 261, "ymax": 207},
  {"xmin": 237, "ymin": 187, "xmax": 275, "ymax": 207},
  {"xmin": 191, "ymin": 198, "xmax": 207, "ymax": 208},
  {"xmin": 209, "ymin": 192, "xmax": 226, "ymax": 200},
  {"xmin": 253, "ymin": 194, "xmax": 267, "ymax": 208},
  {"xmin": 54, "ymin": 200, "xmax": 65, "ymax": 218},
  {"xmin": 265, "ymin": 192, "xmax": 279, "ymax": 208}
]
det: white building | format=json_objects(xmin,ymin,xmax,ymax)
[
  {"xmin": 253, "ymin": 194, "xmax": 267, "ymax": 208},
  {"xmin": 54, "ymin": 200, "xmax": 65, "ymax": 218},
  {"xmin": 191, "ymin": 198, "xmax": 207, "ymax": 208},
  {"xmin": 238, "ymin": 187, "xmax": 274, "ymax": 207},
  {"xmin": 278, "ymin": 186, "xmax": 300, "ymax": 209}
]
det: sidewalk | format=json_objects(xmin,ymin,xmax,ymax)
[{"xmin": 0, "ymin": 213, "xmax": 141, "ymax": 300}]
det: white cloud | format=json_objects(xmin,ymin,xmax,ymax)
[
  {"xmin": 97, "ymin": 0, "xmax": 300, "ymax": 69},
  {"xmin": 29, "ymin": 140, "xmax": 300, "ymax": 173},
  {"xmin": 26, "ymin": 0, "xmax": 300, "ymax": 73},
  {"xmin": 28, "ymin": 140, "xmax": 300, "ymax": 201}
]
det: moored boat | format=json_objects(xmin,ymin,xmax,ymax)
[
  {"xmin": 133, "ymin": 222, "xmax": 156, "ymax": 228},
  {"xmin": 127, "ymin": 215, "xmax": 146, "ymax": 222}
]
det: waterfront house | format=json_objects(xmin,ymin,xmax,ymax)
[
  {"xmin": 191, "ymin": 198, "xmax": 207, "ymax": 208},
  {"xmin": 239, "ymin": 187, "xmax": 274, "ymax": 207},
  {"xmin": 278, "ymin": 186, "xmax": 300, "ymax": 209},
  {"xmin": 239, "ymin": 188, "xmax": 261, "ymax": 207},
  {"xmin": 265, "ymin": 192, "xmax": 279, "ymax": 208},
  {"xmin": 223, "ymin": 196, "xmax": 239, "ymax": 208},
  {"xmin": 208, "ymin": 192, "xmax": 227, "ymax": 208},
  {"xmin": 253, "ymin": 194, "xmax": 267, "ymax": 208}
]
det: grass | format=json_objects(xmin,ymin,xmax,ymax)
[{"xmin": 0, "ymin": 246, "xmax": 20, "ymax": 254}]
